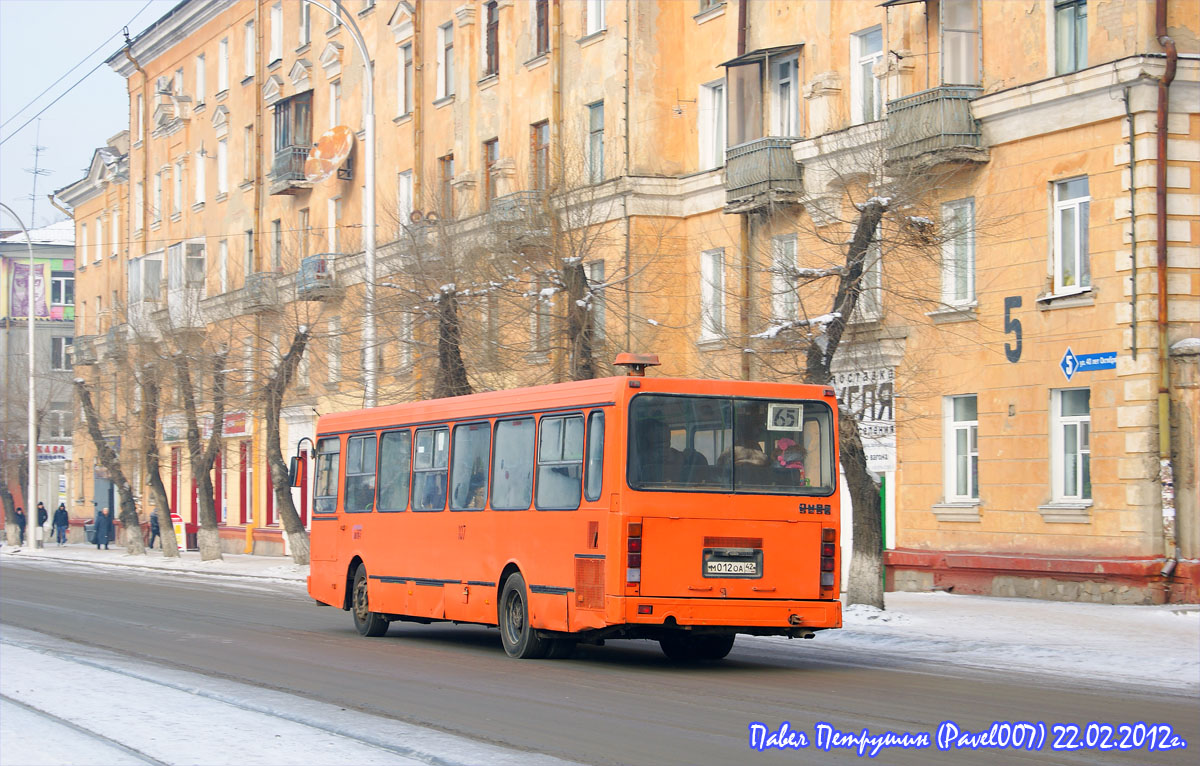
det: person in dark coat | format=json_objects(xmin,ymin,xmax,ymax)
[
  {"xmin": 36, "ymin": 502, "xmax": 48, "ymax": 528},
  {"xmin": 147, "ymin": 511, "xmax": 161, "ymax": 549},
  {"xmin": 53, "ymin": 503, "xmax": 70, "ymax": 546},
  {"xmin": 94, "ymin": 507, "xmax": 113, "ymax": 550},
  {"xmin": 14, "ymin": 507, "xmax": 27, "ymax": 543}
]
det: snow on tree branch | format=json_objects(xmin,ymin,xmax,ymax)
[{"xmin": 751, "ymin": 313, "xmax": 842, "ymax": 339}]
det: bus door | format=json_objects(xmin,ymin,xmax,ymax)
[
  {"xmin": 309, "ymin": 436, "xmax": 341, "ymax": 562},
  {"xmin": 341, "ymin": 432, "xmax": 378, "ymax": 565}
]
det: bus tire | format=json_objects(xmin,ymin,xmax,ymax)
[
  {"xmin": 352, "ymin": 564, "xmax": 389, "ymax": 637},
  {"xmin": 499, "ymin": 573, "xmax": 548, "ymax": 659},
  {"xmin": 659, "ymin": 633, "xmax": 735, "ymax": 662}
]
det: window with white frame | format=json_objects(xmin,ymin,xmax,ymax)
[
  {"xmin": 330, "ymin": 80, "xmax": 341, "ymax": 125},
  {"xmin": 243, "ymin": 21, "xmax": 255, "ymax": 78},
  {"xmin": 300, "ymin": 2, "xmax": 310, "ymax": 46},
  {"xmin": 437, "ymin": 22, "xmax": 454, "ymax": 99},
  {"xmin": 941, "ymin": 198, "xmax": 974, "ymax": 304},
  {"xmin": 1053, "ymin": 177, "xmax": 1090, "ymax": 294},
  {"xmin": 698, "ymin": 80, "xmax": 726, "ymax": 170},
  {"xmin": 271, "ymin": 218, "xmax": 282, "ymax": 271},
  {"xmin": 1055, "ymin": 0, "xmax": 1087, "ymax": 75},
  {"xmin": 299, "ymin": 207, "xmax": 310, "ymax": 258},
  {"xmin": 195, "ymin": 54, "xmax": 206, "ymax": 105},
  {"xmin": 587, "ymin": 101, "xmax": 604, "ymax": 184},
  {"xmin": 531, "ymin": 277, "xmax": 551, "ymax": 353},
  {"xmin": 194, "ymin": 148, "xmax": 206, "ymax": 205},
  {"xmin": 110, "ymin": 212, "xmax": 119, "ymax": 256},
  {"xmin": 269, "ymin": 4, "xmax": 283, "ymax": 64},
  {"xmin": 93, "ymin": 216, "xmax": 102, "ymax": 262},
  {"xmin": 153, "ymin": 173, "xmax": 162, "ymax": 221},
  {"xmin": 700, "ymin": 248, "xmax": 725, "ymax": 340},
  {"xmin": 945, "ymin": 394, "xmax": 979, "ymax": 501},
  {"xmin": 397, "ymin": 43, "xmax": 413, "ymax": 116},
  {"xmin": 851, "ymin": 26, "xmax": 883, "ymax": 125},
  {"xmin": 218, "ymin": 239, "xmax": 229, "ymax": 293},
  {"xmin": 770, "ymin": 54, "xmax": 799, "ymax": 137},
  {"xmin": 941, "ymin": 0, "xmax": 979, "ymax": 85},
  {"xmin": 51, "ymin": 337, "xmax": 72, "ymax": 371},
  {"xmin": 217, "ymin": 138, "xmax": 228, "ymax": 194},
  {"xmin": 585, "ymin": 0, "xmax": 606, "ymax": 35},
  {"xmin": 173, "ymin": 162, "xmax": 183, "ymax": 215},
  {"xmin": 244, "ymin": 229, "xmax": 254, "ymax": 276},
  {"xmin": 218, "ymin": 38, "xmax": 229, "ymax": 91},
  {"xmin": 770, "ymin": 235, "xmax": 798, "ymax": 321},
  {"xmin": 1052, "ymin": 388, "xmax": 1091, "ymax": 501},
  {"xmin": 136, "ymin": 94, "xmax": 144, "ymax": 141},
  {"xmin": 51, "ymin": 272, "xmax": 73, "ymax": 306},
  {"xmin": 243, "ymin": 125, "xmax": 254, "ymax": 180},
  {"xmin": 328, "ymin": 197, "xmax": 342, "ymax": 252},
  {"xmin": 46, "ymin": 406, "xmax": 71, "ymax": 439},
  {"xmin": 397, "ymin": 170, "xmax": 413, "ymax": 222},
  {"xmin": 586, "ymin": 260, "xmax": 606, "ymax": 340},
  {"xmin": 174, "ymin": 68, "xmax": 184, "ymax": 96},
  {"xmin": 852, "ymin": 241, "xmax": 883, "ymax": 321},
  {"xmin": 327, "ymin": 316, "xmax": 341, "ymax": 383},
  {"xmin": 80, "ymin": 223, "xmax": 88, "ymax": 258}
]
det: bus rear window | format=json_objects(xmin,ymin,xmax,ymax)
[{"xmin": 628, "ymin": 394, "xmax": 834, "ymax": 495}]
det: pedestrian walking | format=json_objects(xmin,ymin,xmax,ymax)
[
  {"xmin": 36, "ymin": 501, "xmax": 48, "ymax": 528},
  {"xmin": 94, "ymin": 507, "xmax": 113, "ymax": 550},
  {"xmin": 14, "ymin": 506, "xmax": 27, "ymax": 544},
  {"xmin": 53, "ymin": 503, "xmax": 69, "ymax": 546},
  {"xmin": 147, "ymin": 511, "xmax": 161, "ymax": 550}
]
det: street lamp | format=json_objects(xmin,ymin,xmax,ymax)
[
  {"xmin": 303, "ymin": 0, "xmax": 377, "ymax": 407},
  {"xmin": 0, "ymin": 202, "xmax": 39, "ymax": 549}
]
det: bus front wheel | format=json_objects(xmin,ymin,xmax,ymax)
[
  {"xmin": 659, "ymin": 633, "xmax": 735, "ymax": 662},
  {"xmin": 499, "ymin": 573, "xmax": 549, "ymax": 659},
  {"xmin": 352, "ymin": 564, "xmax": 389, "ymax": 637}
]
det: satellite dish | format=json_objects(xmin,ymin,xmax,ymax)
[{"xmin": 304, "ymin": 125, "xmax": 355, "ymax": 184}]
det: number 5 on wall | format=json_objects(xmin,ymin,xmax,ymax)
[{"xmin": 1004, "ymin": 296, "xmax": 1022, "ymax": 363}]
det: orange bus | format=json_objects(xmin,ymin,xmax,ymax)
[{"xmin": 301, "ymin": 357, "xmax": 841, "ymax": 660}]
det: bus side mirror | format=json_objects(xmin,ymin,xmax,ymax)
[{"xmin": 289, "ymin": 456, "xmax": 302, "ymax": 488}]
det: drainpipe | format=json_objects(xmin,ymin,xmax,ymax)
[
  {"xmin": 737, "ymin": 0, "xmax": 751, "ymax": 381},
  {"xmin": 46, "ymin": 194, "xmax": 72, "ymax": 220},
  {"xmin": 247, "ymin": 0, "xmax": 265, "ymax": 556},
  {"xmin": 1123, "ymin": 89, "xmax": 1137, "ymax": 361},
  {"xmin": 122, "ymin": 34, "xmax": 151, "ymax": 253},
  {"xmin": 413, "ymin": 2, "xmax": 422, "ymax": 206},
  {"xmin": 1154, "ymin": 0, "xmax": 1178, "ymax": 578}
]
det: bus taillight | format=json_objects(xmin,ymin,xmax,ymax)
[
  {"xmin": 627, "ymin": 522, "xmax": 642, "ymax": 583},
  {"xmin": 820, "ymin": 528, "xmax": 837, "ymax": 590}
]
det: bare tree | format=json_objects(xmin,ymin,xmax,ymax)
[
  {"xmin": 73, "ymin": 379, "xmax": 144, "ymax": 553},
  {"xmin": 170, "ymin": 342, "xmax": 228, "ymax": 561}
]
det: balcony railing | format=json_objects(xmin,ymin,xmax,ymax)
[
  {"xmin": 489, "ymin": 191, "xmax": 550, "ymax": 245},
  {"xmin": 270, "ymin": 145, "xmax": 311, "ymax": 195},
  {"xmin": 297, "ymin": 255, "xmax": 337, "ymax": 298},
  {"xmin": 886, "ymin": 86, "xmax": 986, "ymax": 165},
  {"xmin": 71, "ymin": 336, "xmax": 97, "ymax": 365},
  {"xmin": 724, "ymin": 137, "xmax": 804, "ymax": 211},
  {"xmin": 243, "ymin": 273, "xmax": 278, "ymax": 312}
]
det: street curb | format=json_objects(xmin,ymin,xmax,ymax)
[{"xmin": 0, "ymin": 547, "xmax": 307, "ymax": 584}]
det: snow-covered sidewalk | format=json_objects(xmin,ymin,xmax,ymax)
[{"xmin": 4, "ymin": 542, "xmax": 1198, "ymax": 693}]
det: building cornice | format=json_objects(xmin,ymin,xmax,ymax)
[{"xmin": 106, "ymin": 0, "xmax": 232, "ymax": 78}]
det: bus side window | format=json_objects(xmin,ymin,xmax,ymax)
[
  {"xmin": 378, "ymin": 430, "xmax": 411, "ymax": 512},
  {"xmin": 536, "ymin": 415, "xmax": 584, "ymax": 510},
  {"xmin": 584, "ymin": 410, "xmax": 604, "ymax": 502},
  {"xmin": 412, "ymin": 427, "xmax": 449, "ymax": 511},
  {"xmin": 450, "ymin": 422, "xmax": 491, "ymax": 511},
  {"xmin": 344, "ymin": 434, "xmax": 377, "ymax": 513},
  {"xmin": 314, "ymin": 437, "xmax": 341, "ymax": 513},
  {"xmin": 491, "ymin": 418, "xmax": 535, "ymax": 510}
]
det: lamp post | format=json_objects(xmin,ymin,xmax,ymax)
[
  {"xmin": 303, "ymin": 0, "xmax": 376, "ymax": 407},
  {"xmin": 0, "ymin": 202, "xmax": 38, "ymax": 549}
]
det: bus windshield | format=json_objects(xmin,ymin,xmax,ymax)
[{"xmin": 628, "ymin": 394, "xmax": 835, "ymax": 495}]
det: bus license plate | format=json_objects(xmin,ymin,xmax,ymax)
[
  {"xmin": 702, "ymin": 548, "xmax": 763, "ymax": 579},
  {"xmin": 706, "ymin": 560, "xmax": 758, "ymax": 575}
]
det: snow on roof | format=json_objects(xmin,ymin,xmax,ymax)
[{"xmin": 0, "ymin": 219, "xmax": 75, "ymax": 246}]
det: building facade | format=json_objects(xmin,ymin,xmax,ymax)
[{"xmin": 61, "ymin": 0, "xmax": 1198, "ymax": 600}]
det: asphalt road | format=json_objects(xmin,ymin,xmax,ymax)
[{"xmin": 2, "ymin": 558, "xmax": 1195, "ymax": 766}]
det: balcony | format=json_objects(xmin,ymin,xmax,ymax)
[
  {"xmin": 270, "ymin": 146, "xmax": 312, "ymax": 195},
  {"xmin": 296, "ymin": 255, "xmax": 339, "ymax": 300},
  {"xmin": 724, "ymin": 137, "xmax": 804, "ymax": 213},
  {"xmin": 886, "ymin": 86, "xmax": 988, "ymax": 167},
  {"xmin": 243, "ymin": 272, "xmax": 278, "ymax": 312},
  {"xmin": 71, "ymin": 336, "xmax": 97, "ymax": 366},
  {"xmin": 489, "ymin": 191, "xmax": 550, "ymax": 248}
]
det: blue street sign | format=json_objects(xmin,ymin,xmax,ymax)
[{"xmin": 1061, "ymin": 348, "xmax": 1116, "ymax": 381}]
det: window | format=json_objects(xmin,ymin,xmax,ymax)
[
  {"xmin": 770, "ymin": 235, "xmax": 798, "ymax": 321},
  {"xmin": 534, "ymin": 0, "xmax": 549, "ymax": 56},
  {"xmin": 853, "ymin": 241, "xmax": 883, "ymax": 321},
  {"xmin": 770, "ymin": 55, "xmax": 799, "ymax": 137},
  {"xmin": 194, "ymin": 147, "xmax": 206, "ymax": 204},
  {"xmin": 243, "ymin": 125, "xmax": 254, "ymax": 180},
  {"xmin": 1055, "ymin": 0, "xmax": 1087, "ymax": 75},
  {"xmin": 699, "ymin": 0, "xmax": 723, "ymax": 11},
  {"xmin": 584, "ymin": 410, "xmax": 604, "ymax": 502},
  {"xmin": 941, "ymin": 198, "xmax": 974, "ymax": 304},
  {"xmin": 327, "ymin": 316, "xmax": 341, "ymax": 382},
  {"xmin": 271, "ymin": 219, "xmax": 282, "ymax": 271},
  {"xmin": 299, "ymin": 208, "xmax": 310, "ymax": 258},
  {"xmin": 1052, "ymin": 388, "xmax": 1091, "ymax": 501},
  {"xmin": 699, "ymin": 80, "xmax": 726, "ymax": 170},
  {"xmin": 153, "ymin": 173, "xmax": 162, "ymax": 221},
  {"xmin": 700, "ymin": 248, "xmax": 725, "ymax": 339},
  {"xmin": 110, "ymin": 212, "xmax": 120, "ymax": 256},
  {"xmin": 532, "ymin": 276, "xmax": 550, "ymax": 352},
  {"xmin": 397, "ymin": 170, "xmax": 413, "ymax": 222},
  {"xmin": 491, "ymin": 418, "xmax": 535, "ymax": 510},
  {"xmin": 51, "ymin": 272, "xmax": 74, "ymax": 306},
  {"xmin": 218, "ymin": 240, "xmax": 229, "ymax": 292},
  {"xmin": 483, "ymin": 139, "xmax": 498, "ymax": 203},
  {"xmin": 314, "ymin": 437, "xmax": 340, "ymax": 513},
  {"xmin": 412, "ymin": 427, "xmax": 449, "ymax": 511},
  {"xmin": 437, "ymin": 22, "xmax": 454, "ymax": 99},
  {"xmin": 195, "ymin": 54, "xmax": 206, "ymax": 105},
  {"xmin": 585, "ymin": 0, "xmax": 605, "ymax": 35},
  {"xmin": 1053, "ymin": 177, "xmax": 1090, "ymax": 294},
  {"xmin": 46, "ymin": 406, "xmax": 71, "ymax": 439},
  {"xmin": 217, "ymin": 138, "xmax": 228, "ymax": 194},
  {"xmin": 173, "ymin": 162, "xmax": 183, "ymax": 215},
  {"xmin": 218, "ymin": 38, "xmax": 229, "ymax": 91},
  {"xmin": 80, "ymin": 224, "xmax": 88, "ymax": 260},
  {"xmin": 537, "ymin": 415, "xmax": 584, "ymax": 510},
  {"xmin": 329, "ymin": 80, "xmax": 341, "ymax": 125},
  {"xmin": 244, "ymin": 21, "xmax": 255, "ymax": 78},
  {"xmin": 451, "ymin": 423, "xmax": 491, "ymax": 510},
  {"xmin": 269, "ymin": 4, "xmax": 282, "ymax": 63},
  {"xmin": 135, "ymin": 183, "xmax": 144, "ymax": 226},
  {"xmin": 484, "ymin": 1, "xmax": 499, "ymax": 76},
  {"xmin": 343, "ymin": 434, "xmax": 376, "ymax": 512},
  {"xmin": 300, "ymin": 2, "xmax": 311, "ymax": 46},
  {"xmin": 136, "ymin": 94, "xmax": 144, "ymax": 141},
  {"xmin": 587, "ymin": 101, "xmax": 604, "ymax": 184},
  {"xmin": 328, "ymin": 197, "xmax": 342, "ymax": 251},
  {"xmin": 397, "ymin": 43, "xmax": 413, "ymax": 116},
  {"xmin": 244, "ymin": 229, "xmax": 255, "ymax": 276},
  {"xmin": 586, "ymin": 260, "xmax": 605, "ymax": 340},
  {"xmin": 851, "ymin": 26, "xmax": 883, "ymax": 125},
  {"xmin": 945, "ymin": 395, "xmax": 978, "ymax": 501},
  {"xmin": 128, "ymin": 253, "xmax": 163, "ymax": 304},
  {"xmin": 439, "ymin": 155, "xmax": 454, "ymax": 218},
  {"xmin": 273, "ymin": 90, "xmax": 312, "ymax": 152},
  {"xmin": 174, "ymin": 68, "xmax": 184, "ymax": 96},
  {"xmin": 378, "ymin": 431, "xmax": 411, "ymax": 511},
  {"xmin": 94, "ymin": 216, "xmax": 102, "ymax": 261},
  {"xmin": 51, "ymin": 337, "xmax": 72, "ymax": 371},
  {"xmin": 942, "ymin": 0, "xmax": 979, "ymax": 85},
  {"xmin": 532, "ymin": 120, "xmax": 549, "ymax": 190}
]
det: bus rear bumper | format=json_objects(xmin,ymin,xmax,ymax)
[{"xmin": 619, "ymin": 597, "xmax": 841, "ymax": 632}]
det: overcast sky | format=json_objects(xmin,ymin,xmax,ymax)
[{"xmin": 0, "ymin": 0, "xmax": 171, "ymax": 230}]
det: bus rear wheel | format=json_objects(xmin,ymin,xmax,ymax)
[
  {"xmin": 352, "ymin": 564, "xmax": 389, "ymax": 637},
  {"xmin": 659, "ymin": 633, "xmax": 735, "ymax": 662},
  {"xmin": 499, "ymin": 573, "xmax": 548, "ymax": 659}
]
